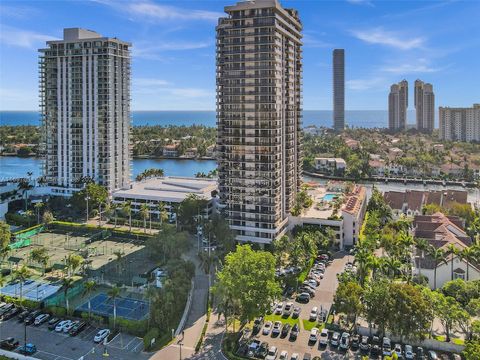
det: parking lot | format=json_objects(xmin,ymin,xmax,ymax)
[{"xmin": 1, "ymin": 316, "xmax": 147, "ymax": 360}]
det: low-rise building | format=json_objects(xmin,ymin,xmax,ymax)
[
  {"xmin": 162, "ymin": 144, "xmax": 179, "ymax": 157},
  {"xmin": 184, "ymin": 147, "xmax": 198, "ymax": 158},
  {"xmin": 314, "ymin": 157, "xmax": 346, "ymax": 176},
  {"xmin": 205, "ymin": 145, "xmax": 216, "ymax": 158},
  {"xmin": 413, "ymin": 213, "xmax": 479, "ymax": 289}
]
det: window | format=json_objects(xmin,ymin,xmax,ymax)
[{"xmin": 453, "ymin": 269, "xmax": 466, "ymax": 280}]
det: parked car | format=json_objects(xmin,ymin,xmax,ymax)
[
  {"xmin": 34, "ymin": 313, "xmax": 50, "ymax": 326},
  {"xmin": 94, "ymin": 329, "xmax": 111, "ymax": 343},
  {"xmin": 383, "ymin": 337, "xmax": 392, "ymax": 356},
  {"xmin": 263, "ymin": 321, "xmax": 273, "ymax": 335},
  {"xmin": 394, "ymin": 344, "xmax": 403, "ymax": 358},
  {"xmin": 309, "ymin": 328, "xmax": 319, "ymax": 343},
  {"xmin": 340, "ymin": 332, "xmax": 350, "ymax": 350},
  {"xmin": 283, "ymin": 302, "xmax": 293, "ymax": 317},
  {"xmin": 309, "ymin": 307, "xmax": 318, "ymax": 321},
  {"xmin": 274, "ymin": 303, "xmax": 284, "ymax": 315},
  {"xmin": 280, "ymin": 323, "xmax": 291, "ymax": 338},
  {"xmin": 330, "ymin": 332, "xmax": 341, "ymax": 347},
  {"xmin": 257, "ymin": 342, "xmax": 269, "ymax": 358},
  {"xmin": 359, "ymin": 336, "xmax": 370, "ymax": 353},
  {"xmin": 292, "ymin": 307, "xmax": 301, "ymax": 318},
  {"xmin": 24, "ymin": 310, "xmax": 41, "ymax": 325},
  {"xmin": 17, "ymin": 343, "xmax": 37, "ymax": 355},
  {"xmin": 416, "ymin": 347, "xmax": 425, "ymax": 360},
  {"xmin": 319, "ymin": 328, "xmax": 329, "ymax": 346},
  {"xmin": 289, "ymin": 324, "xmax": 300, "ymax": 341},
  {"xmin": 296, "ymin": 292, "xmax": 310, "ymax": 303},
  {"xmin": 0, "ymin": 337, "xmax": 19, "ymax": 350},
  {"xmin": 351, "ymin": 334, "xmax": 360, "ymax": 350},
  {"xmin": 427, "ymin": 351, "xmax": 438, "ymax": 360},
  {"xmin": 63, "ymin": 320, "xmax": 77, "ymax": 333},
  {"xmin": 48, "ymin": 318, "xmax": 61, "ymax": 330},
  {"xmin": 2, "ymin": 307, "xmax": 21, "ymax": 320},
  {"xmin": 405, "ymin": 345, "xmax": 414, "ymax": 360},
  {"xmin": 70, "ymin": 321, "xmax": 87, "ymax": 336},
  {"xmin": 265, "ymin": 345, "xmax": 278, "ymax": 360},
  {"xmin": 55, "ymin": 320, "xmax": 72, "ymax": 332},
  {"xmin": 17, "ymin": 310, "xmax": 30, "ymax": 322},
  {"xmin": 272, "ymin": 321, "xmax": 282, "ymax": 336},
  {"xmin": 0, "ymin": 303, "xmax": 14, "ymax": 316},
  {"xmin": 291, "ymin": 353, "xmax": 299, "ymax": 360},
  {"xmin": 253, "ymin": 317, "xmax": 264, "ymax": 335},
  {"xmin": 303, "ymin": 353, "xmax": 311, "ymax": 360},
  {"xmin": 371, "ymin": 336, "xmax": 381, "ymax": 356},
  {"xmin": 279, "ymin": 350, "xmax": 288, "ymax": 360}
]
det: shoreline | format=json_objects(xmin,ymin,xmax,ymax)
[{"xmin": 0, "ymin": 154, "xmax": 216, "ymax": 161}]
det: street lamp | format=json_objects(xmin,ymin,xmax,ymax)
[
  {"xmin": 178, "ymin": 330, "xmax": 185, "ymax": 360},
  {"xmin": 85, "ymin": 195, "xmax": 91, "ymax": 223}
]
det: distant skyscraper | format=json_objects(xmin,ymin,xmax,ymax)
[
  {"xmin": 333, "ymin": 49, "xmax": 345, "ymax": 131},
  {"xmin": 439, "ymin": 104, "xmax": 480, "ymax": 142},
  {"xmin": 388, "ymin": 80, "xmax": 408, "ymax": 132},
  {"xmin": 415, "ymin": 79, "xmax": 435, "ymax": 133},
  {"xmin": 39, "ymin": 28, "xmax": 131, "ymax": 194},
  {"xmin": 216, "ymin": 0, "xmax": 303, "ymax": 244}
]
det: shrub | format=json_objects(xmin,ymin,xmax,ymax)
[
  {"xmin": 46, "ymin": 306, "xmax": 67, "ymax": 317},
  {"xmin": 143, "ymin": 328, "xmax": 160, "ymax": 351}
]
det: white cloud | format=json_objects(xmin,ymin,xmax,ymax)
[
  {"xmin": 0, "ymin": 4, "xmax": 40, "ymax": 19},
  {"xmin": 170, "ymin": 88, "xmax": 213, "ymax": 98},
  {"xmin": 132, "ymin": 77, "xmax": 213, "ymax": 99},
  {"xmin": 0, "ymin": 88, "xmax": 37, "ymax": 110},
  {"xmin": 133, "ymin": 78, "xmax": 170, "ymax": 87},
  {"xmin": 132, "ymin": 40, "xmax": 213, "ymax": 60},
  {"xmin": 0, "ymin": 25, "xmax": 56, "ymax": 49},
  {"xmin": 351, "ymin": 27, "xmax": 425, "ymax": 50},
  {"xmin": 346, "ymin": 77, "xmax": 386, "ymax": 91},
  {"xmin": 346, "ymin": 0, "xmax": 374, "ymax": 7},
  {"xmin": 94, "ymin": 0, "xmax": 223, "ymax": 22},
  {"xmin": 381, "ymin": 64, "xmax": 441, "ymax": 74},
  {"xmin": 302, "ymin": 33, "xmax": 331, "ymax": 48}
]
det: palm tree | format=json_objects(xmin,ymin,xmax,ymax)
[
  {"xmin": 355, "ymin": 247, "xmax": 372, "ymax": 285},
  {"xmin": 459, "ymin": 247, "xmax": 476, "ymax": 281},
  {"xmin": 139, "ymin": 204, "xmax": 150, "ymax": 234},
  {"xmin": 157, "ymin": 202, "xmax": 168, "ymax": 226},
  {"xmin": 447, "ymin": 244, "xmax": 458, "ymax": 281},
  {"xmin": 415, "ymin": 238, "xmax": 429, "ymax": 279},
  {"xmin": 122, "ymin": 201, "xmax": 132, "ymax": 232},
  {"xmin": 29, "ymin": 247, "xmax": 49, "ymax": 275},
  {"xmin": 65, "ymin": 254, "xmax": 83, "ymax": 277},
  {"xmin": 82, "ymin": 280, "xmax": 97, "ymax": 319},
  {"xmin": 113, "ymin": 250, "xmax": 123, "ymax": 274},
  {"xmin": 17, "ymin": 179, "xmax": 33, "ymax": 211},
  {"xmin": 34, "ymin": 202, "xmax": 44, "ymax": 224},
  {"xmin": 112, "ymin": 203, "xmax": 120, "ymax": 229},
  {"xmin": 62, "ymin": 277, "xmax": 75, "ymax": 314},
  {"xmin": 427, "ymin": 246, "xmax": 447, "ymax": 289},
  {"xmin": 383, "ymin": 256, "xmax": 402, "ymax": 279},
  {"xmin": 107, "ymin": 286, "xmax": 121, "ymax": 330},
  {"xmin": 13, "ymin": 265, "xmax": 31, "ymax": 348}
]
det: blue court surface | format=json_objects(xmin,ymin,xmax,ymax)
[
  {"xmin": 0, "ymin": 280, "xmax": 61, "ymax": 301},
  {"xmin": 77, "ymin": 293, "xmax": 149, "ymax": 321}
]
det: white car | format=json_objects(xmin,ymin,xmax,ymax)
[
  {"xmin": 55, "ymin": 320, "xmax": 72, "ymax": 332},
  {"xmin": 309, "ymin": 307, "xmax": 318, "ymax": 321},
  {"xmin": 279, "ymin": 350, "xmax": 288, "ymax": 360},
  {"xmin": 63, "ymin": 320, "xmax": 77, "ymax": 333},
  {"xmin": 94, "ymin": 329, "xmax": 111, "ymax": 343},
  {"xmin": 274, "ymin": 302, "xmax": 283, "ymax": 315},
  {"xmin": 290, "ymin": 353, "xmax": 299, "ymax": 360},
  {"xmin": 265, "ymin": 345, "xmax": 278, "ymax": 360},
  {"xmin": 283, "ymin": 302, "xmax": 293, "ymax": 317},
  {"xmin": 319, "ymin": 328, "xmax": 329, "ymax": 345},
  {"xmin": 405, "ymin": 345, "xmax": 414, "ymax": 360},
  {"xmin": 309, "ymin": 327, "xmax": 319, "ymax": 343},
  {"xmin": 340, "ymin": 332, "xmax": 350, "ymax": 350},
  {"xmin": 34, "ymin": 313, "xmax": 50, "ymax": 326},
  {"xmin": 331, "ymin": 332, "xmax": 341, "ymax": 346},
  {"xmin": 263, "ymin": 321, "xmax": 273, "ymax": 335}
]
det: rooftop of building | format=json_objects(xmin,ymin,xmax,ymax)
[
  {"xmin": 112, "ymin": 176, "xmax": 217, "ymax": 203},
  {"xmin": 384, "ymin": 189, "xmax": 469, "ymax": 212}
]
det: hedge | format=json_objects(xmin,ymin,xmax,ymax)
[
  {"xmin": 49, "ymin": 221, "xmax": 153, "ymax": 239},
  {"xmin": 108, "ymin": 317, "xmax": 148, "ymax": 337},
  {"xmin": 2, "ymin": 295, "xmax": 39, "ymax": 309},
  {"xmin": 143, "ymin": 328, "xmax": 160, "ymax": 351},
  {"xmin": 5, "ymin": 212, "xmax": 35, "ymax": 227},
  {"xmin": 12, "ymin": 224, "xmax": 43, "ymax": 236}
]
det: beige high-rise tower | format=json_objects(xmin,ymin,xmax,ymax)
[
  {"xmin": 415, "ymin": 79, "xmax": 435, "ymax": 133},
  {"xmin": 216, "ymin": 0, "xmax": 303, "ymax": 244},
  {"xmin": 39, "ymin": 28, "xmax": 131, "ymax": 194},
  {"xmin": 388, "ymin": 80, "xmax": 408, "ymax": 132}
]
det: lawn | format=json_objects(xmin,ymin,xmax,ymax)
[
  {"xmin": 264, "ymin": 314, "xmax": 300, "ymax": 327},
  {"xmin": 433, "ymin": 335, "xmax": 465, "ymax": 345},
  {"xmin": 302, "ymin": 319, "xmax": 325, "ymax": 331}
]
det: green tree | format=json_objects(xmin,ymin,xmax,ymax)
[
  {"xmin": 62, "ymin": 277, "xmax": 75, "ymax": 313},
  {"xmin": 70, "ymin": 183, "xmax": 108, "ymax": 217},
  {"xmin": 177, "ymin": 194, "xmax": 208, "ymax": 230},
  {"xmin": 13, "ymin": 265, "xmax": 31, "ymax": 309},
  {"xmin": 363, "ymin": 279, "xmax": 392, "ymax": 336},
  {"xmin": 427, "ymin": 246, "xmax": 447, "ymax": 289},
  {"xmin": 460, "ymin": 247, "xmax": 477, "ymax": 281},
  {"xmin": 29, "ymin": 247, "xmax": 49, "ymax": 275},
  {"xmin": 42, "ymin": 210, "xmax": 54, "ymax": 224},
  {"xmin": 434, "ymin": 292, "xmax": 464, "ymax": 342},
  {"xmin": 212, "ymin": 245, "xmax": 281, "ymax": 325},
  {"xmin": 83, "ymin": 280, "xmax": 97, "ymax": 319},
  {"xmin": 146, "ymin": 224, "xmax": 189, "ymax": 262},
  {"xmin": 366, "ymin": 187, "xmax": 392, "ymax": 225},
  {"xmin": 34, "ymin": 202, "xmax": 44, "ymax": 224},
  {"xmin": 17, "ymin": 179, "xmax": 33, "ymax": 211},
  {"xmin": 0, "ymin": 221, "xmax": 11, "ymax": 255},
  {"xmin": 108, "ymin": 286, "xmax": 121, "ymax": 330},
  {"xmin": 122, "ymin": 201, "xmax": 132, "ymax": 232},
  {"xmin": 139, "ymin": 203, "xmax": 150, "ymax": 234},
  {"xmin": 333, "ymin": 281, "xmax": 364, "ymax": 328},
  {"xmin": 65, "ymin": 254, "xmax": 83, "ymax": 276}
]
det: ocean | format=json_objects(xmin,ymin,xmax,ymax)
[{"xmin": 0, "ymin": 110, "xmax": 417, "ymax": 128}]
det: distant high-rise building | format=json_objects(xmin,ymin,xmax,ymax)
[
  {"xmin": 415, "ymin": 79, "xmax": 435, "ymax": 133},
  {"xmin": 439, "ymin": 104, "xmax": 480, "ymax": 142},
  {"xmin": 39, "ymin": 28, "xmax": 131, "ymax": 194},
  {"xmin": 216, "ymin": 0, "xmax": 303, "ymax": 244},
  {"xmin": 388, "ymin": 80, "xmax": 408, "ymax": 132},
  {"xmin": 333, "ymin": 49, "xmax": 345, "ymax": 131}
]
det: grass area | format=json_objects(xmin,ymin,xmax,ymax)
[
  {"xmin": 264, "ymin": 314, "xmax": 300, "ymax": 327},
  {"xmin": 433, "ymin": 335, "xmax": 465, "ymax": 345},
  {"xmin": 302, "ymin": 319, "xmax": 324, "ymax": 331},
  {"xmin": 298, "ymin": 257, "xmax": 315, "ymax": 283}
]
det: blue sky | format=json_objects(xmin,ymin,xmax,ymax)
[{"xmin": 0, "ymin": 0, "xmax": 479, "ymax": 111}]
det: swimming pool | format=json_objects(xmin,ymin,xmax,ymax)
[{"xmin": 322, "ymin": 193, "xmax": 338, "ymax": 202}]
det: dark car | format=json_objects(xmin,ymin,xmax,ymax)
[
  {"xmin": 299, "ymin": 286, "xmax": 315, "ymax": 297},
  {"xmin": 48, "ymin": 318, "xmax": 61, "ymax": 330},
  {"xmin": 428, "ymin": 351, "xmax": 438, "ymax": 360},
  {"xmin": 280, "ymin": 323, "xmax": 291, "ymax": 338},
  {"xmin": 253, "ymin": 317, "xmax": 264, "ymax": 335},
  {"xmin": 0, "ymin": 303, "xmax": 14, "ymax": 316},
  {"xmin": 2, "ymin": 307, "xmax": 21, "ymax": 320},
  {"xmin": 17, "ymin": 310, "xmax": 30, "ymax": 322},
  {"xmin": 24, "ymin": 310, "xmax": 41, "ymax": 325},
  {"xmin": 18, "ymin": 343, "xmax": 37, "ymax": 355},
  {"xmin": 289, "ymin": 324, "xmax": 300, "ymax": 341},
  {"xmin": 359, "ymin": 336, "xmax": 370, "ymax": 354},
  {"xmin": 416, "ymin": 347, "xmax": 425, "ymax": 360},
  {"xmin": 351, "ymin": 334, "xmax": 360, "ymax": 350},
  {"xmin": 296, "ymin": 292, "xmax": 310, "ymax": 303},
  {"xmin": 371, "ymin": 336, "xmax": 381, "ymax": 357},
  {"xmin": 303, "ymin": 353, "xmax": 312, "ymax": 360},
  {"xmin": 257, "ymin": 341, "xmax": 269, "ymax": 358},
  {"xmin": 69, "ymin": 321, "xmax": 87, "ymax": 336},
  {"xmin": 0, "ymin": 337, "xmax": 19, "ymax": 350}
]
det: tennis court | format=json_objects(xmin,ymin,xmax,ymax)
[
  {"xmin": 0, "ymin": 280, "xmax": 61, "ymax": 301},
  {"xmin": 77, "ymin": 293, "xmax": 149, "ymax": 321}
]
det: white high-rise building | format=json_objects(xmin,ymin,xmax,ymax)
[
  {"xmin": 216, "ymin": 0, "xmax": 303, "ymax": 244},
  {"xmin": 333, "ymin": 49, "xmax": 345, "ymax": 131},
  {"xmin": 415, "ymin": 79, "xmax": 435, "ymax": 134},
  {"xmin": 39, "ymin": 28, "xmax": 131, "ymax": 194},
  {"xmin": 439, "ymin": 104, "xmax": 480, "ymax": 142},
  {"xmin": 388, "ymin": 80, "xmax": 408, "ymax": 132}
]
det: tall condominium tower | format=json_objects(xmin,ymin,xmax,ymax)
[
  {"xmin": 439, "ymin": 104, "xmax": 480, "ymax": 142},
  {"xmin": 39, "ymin": 28, "xmax": 131, "ymax": 194},
  {"xmin": 388, "ymin": 80, "xmax": 408, "ymax": 132},
  {"xmin": 332, "ymin": 49, "xmax": 345, "ymax": 131},
  {"xmin": 415, "ymin": 79, "xmax": 435, "ymax": 133},
  {"xmin": 216, "ymin": 0, "xmax": 303, "ymax": 244}
]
